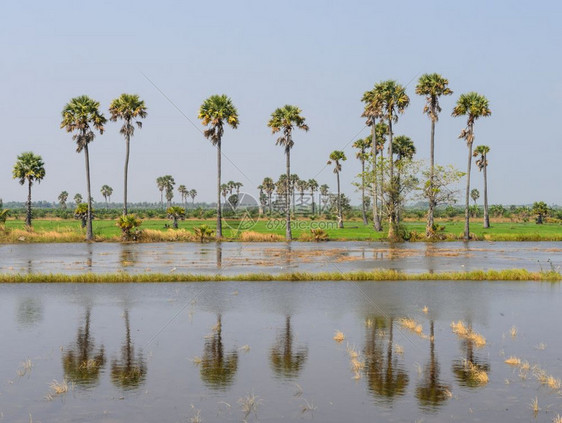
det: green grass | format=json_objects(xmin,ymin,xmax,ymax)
[
  {"xmin": 0, "ymin": 269, "xmax": 559, "ymax": 283},
  {"xmin": 2, "ymin": 218, "xmax": 562, "ymax": 242}
]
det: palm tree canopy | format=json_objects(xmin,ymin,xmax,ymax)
[
  {"xmin": 101, "ymin": 185, "xmax": 113, "ymax": 197},
  {"xmin": 473, "ymin": 145, "xmax": 490, "ymax": 171},
  {"xmin": 364, "ymin": 80, "xmax": 410, "ymax": 123},
  {"xmin": 327, "ymin": 150, "xmax": 347, "ymax": 173},
  {"xmin": 307, "ymin": 179, "xmax": 319, "ymax": 191},
  {"xmin": 262, "ymin": 177, "xmax": 275, "ymax": 194},
  {"xmin": 267, "ymin": 105, "xmax": 309, "ymax": 148},
  {"xmin": 12, "ymin": 152, "xmax": 46, "ymax": 185},
  {"xmin": 109, "ymin": 94, "xmax": 147, "ymax": 137},
  {"xmin": 452, "ymin": 92, "xmax": 492, "ymax": 139},
  {"xmin": 198, "ymin": 94, "xmax": 239, "ymax": 145},
  {"xmin": 392, "ymin": 136, "xmax": 416, "ymax": 161},
  {"xmin": 353, "ymin": 137, "xmax": 372, "ymax": 160},
  {"xmin": 320, "ymin": 184, "xmax": 329, "ymax": 195},
  {"xmin": 60, "ymin": 95, "xmax": 107, "ymax": 152},
  {"xmin": 415, "ymin": 73, "xmax": 453, "ymax": 122}
]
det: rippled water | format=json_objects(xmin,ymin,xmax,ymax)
[
  {"xmin": 1, "ymin": 281, "xmax": 561, "ymax": 422},
  {"xmin": 0, "ymin": 241, "xmax": 560, "ymax": 274}
]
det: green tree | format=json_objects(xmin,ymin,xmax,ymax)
[
  {"xmin": 470, "ymin": 188, "xmax": 480, "ymax": 205},
  {"xmin": 109, "ymin": 94, "xmax": 147, "ymax": 216},
  {"xmin": 327, "ymin": 150, "xmax": 347, "ymax": 228},
  {"xmin": 178, "ymin": 185, "xmax": 188, "ymax": 207},
  {"xmin": 307, "ymin": 179, "xmax": 319, "ymax": 215},
  {"xmin": 353, "ymin": 137, "xmax": 372, "ymax": 225},
  {"xmin": 75, "ymin": 203, "xmax": 92, "ymax": 228},
  {"xmin": 74, "ymin": 193, "xmax": 83, "ymax": 205},
  {"xmin": 116, "ymin": 214, "xmax": 142, "ymax": 241},
  {"xmin": 198, "ymin": 94, "xmax": 239, "ymax": 239},
  {"xmin": 61, "ymin": 95, "xmax": 106, "ymax": 240},
  {"xmin": 167, "ymin": 206, "xmax": 185, "ymax": 229},
  {"xmin": 319, "ymin": 184, "xmax": 329, "ymax": 213},
  {"xmin": 452, "ymin": 92, "xmax": 491, "ymax": 240},
  {"xmin": 532, "ymin": 201, "xmax": 549, "ymax": 224},
  {"xmin": 58, "ymin": 191, "xmax": 69, "ymax": 210},
  {"xmin": 267, "ymin": 105, "xmax": 309, "ymax": 240},
  {"xmin": 156, "ymin": 176, "xmax": 166, "ymax": 208},
  {"xmin": 12, "ymin": 152, "xmax": 46, "ymax": 228},
  {"xmin": 473, "ymin": 145, "xmax": 490, "ymax": 228},
  {"xmin": 100, "ymin": 185, "xmax": 113, "ymax": 209},
  {"xmin": 392, "ymin": 135, "xmax": 416, "ymax": 223},
  {"xmin": 262, "ymin": 177, "xmax": 275, "ymax": 215},
  {"xmin": 189, "ymin": 189, "xmax": 197, "ymax": 205},
  {"xmin": 416, "ymin": 73, "xmax": 453, "ymax": 237},
  {"xmin": 161, "ymin": 175, "xmax": 175, "ymax": 208}
]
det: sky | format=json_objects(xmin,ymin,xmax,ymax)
[{"xmin": 1, "ymin": 0, "xmax": 561, "ymax": 206}]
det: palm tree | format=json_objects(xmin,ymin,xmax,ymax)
[
  {"xmin": 368, "ymin": 81, "xmax": 410, "ymax": 239},
  {"xmin": 109, "ymin": 94, "xmax": 147, "ymax": 216},
  {"xmin": 353, "ymin": 137, "xmax": 372, "ymax": 224},
  {"xmin": 392, "ymin": 135, "xmax": 416, "ymax": 223},
  {"xmin": 58, "ymin": 191, "xmax": 69, "ymax": 210},
  {"xmin": 470, "ymin": 188, "xmax": 480, "ymax": 206},
  {"xmin": 156, "ymin": 176, "xmax": 165, "ymax": 208},
  {"xmin": 362, "ymin": 88, "xmax": 384, "ymax": 231},
  {"xmin": 12, "ymin": 152, "xmax": 46, "ymax": 228},
  {"xmin": 100, "ymin": 185, "xmax": 113, "ymax": 209},
  {"xmin": 307, "ymin": 179, "xmax": 319, "ymax": 215},
  {"xmin": 296, "ymin": 179, "xmax": 308, "ymax": 212},
  {"xmin": 532, "ymin": 201, "xmax": 549, "ymax": 224},
  {"xmin": 220, "ymin": 183, "xmax": 230, "ymax": 204},
  {"xmin": 473, "ymin": 145, "xmax": 490, "ymax": 228},
  {"xmin": 267, "ymin": 105, "xmax": 309, "ymax": 240},
  {"xmin": 232, "ymin": 181, "xmax": 243, "ymax": 195},
  {"xmin": 416, "ymin": 74, "xmax": 453, "ymax": 237},
  {"xmin": 178, "ymin": 185, "xmax": 188, "ymax": 207},
  {"xmin": 167, "ymin": 206, "xmax": 185, "ymax": 229},
  {"xmin": 452, "ymin": 92, "xmax": 491, "ymax": 240},
  {"xmin": 60, "ymin": 95, "xmax": 106, "ymax": 241},
  {"xmin": 319, "ymin": 184, "xmax": 329, "ymax": 213},
  {"xmin": 163, "ymin": 175, "xmax": 175, "ymax": 208},
  {"xmin": 262, "ymin": 177, "xmax": 275, "ymax": 215},
  {"xmin": 327, "ymin": 151, "xmax": 347, "ymax": 228},
  {"xmin": 198, "ymin": 94, "xmax": 239, "ymax": 239},
  {"xmin": 189, "ymin": 189, "xmax": 197, "ymax": 205},
  {"xmin": 74, "ymin": 193, "xmax": 83, "ymax": 205},
  {"xmin": 289, "ymin": 174, "xmax": 300, "ymax": 213}
]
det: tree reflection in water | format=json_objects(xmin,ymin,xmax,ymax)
[
  {"xmin": 364, "ymin": 316, "xmax": 409, "ymax": 404},
  {"xmin": 452, "ymin": 321, "xmax": 490, "ymax": 388},
  {"xmin": 200, "ymin": 314, "xmax": 238, "ymax": 390},
  {"xmin": 119, "ymin": 246, "xmax": 137, "ymax": 268},
  {"xmin": 62, "ymin": 307, "xmax": 106, "ymax": 387},
  {"xmin": 270, "ymin": 315, "xmax": 308, "ymax": 379},
  {"xmin": 111, "ymin": 309, "xmax": 146, "ymax": 390},
  {"xmin": 416, "ymin": 321, "xmax": 451, "ymax": 411}
]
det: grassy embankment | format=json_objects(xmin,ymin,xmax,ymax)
[
  {"xmin": 0, "ymin": 269, "xmax": 560, "ymax": 283},
  {"xmin": 1, "ymin": 218, "xmax": 562, "ymax": 243}
]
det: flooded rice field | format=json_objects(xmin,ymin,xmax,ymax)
[
  {"xmin": 1, "ymin": 281, "xmax": 561, "ymax": 422},
  {"xmin": 0, "ymin": 241, "xmax": 561, "ymax": 275}
]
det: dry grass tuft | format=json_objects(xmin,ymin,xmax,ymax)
[
  {"xmin": 553, "ymin": 414, "xmax": 562, "ymax": 423},
  {"xmin": 238, "ymin": 393, "xmax": 262, "ymax": 420},
  {"xmin": 422, "ymin": 306, "xmax": 429, "ymax": 314},
  {"xmin": 509, "ymin": 326, "xmax": 518, "ymax": 338},
  {"xmin": 140, "ymin": 229, "xmax": 195, "ymax": 242},
  {"xmin": 333, "ymin": 330, "xmax": 345, "ymax": 343},
  {"xmin": 394, "ymin": 344, "xmax": 404, "ymax": 355},
  {"xmin": 505, "ymin": 356, "xmax": 521, "ymax": 366},
  {"xmin": 398, "ymin": 318, "xmax": 423, "ymax": 335},
  {"xmin": 451, "ymin": 321, "xmax": 486, "ymax": 347},
  {"xmin": 48, "ymin": 379, "xmax": 70, "ymax": 397},
  {"xmin": 463, "ymin": 360, "xmax": 489, "ymax": 385},
  {"xmin": 238, "ymin": 231, "xmax": 284, "ymax": 242},
  {"xmin": 17, "ymin": 359, "xmax": 33, "ymax": 377},
  {"xmin": 530, "ymin": 397, "xmax": 540, "ymax": 416}
]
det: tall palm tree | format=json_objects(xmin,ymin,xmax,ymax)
[
  {"xmin": 156, "ymin": 176, "xmax": 166, "ymax": 208},
  {"xmin": 327, "ymin": 150, "xmax": 347, "ymax": 228},
  {"xmin": 296, "ymin": 179, "xmax": 308, "ymax": 212},
  {"xmin": 473, "ymin": 145, "xmax": 490, "ymax": 228},
  {"xmin": 452, "ymin": 92, "xmax": 491, "ymax": 240},
  {"xmin": 178, "ymin": 185, "xmax": 188, "ymax": 207},
  {"xmin": 262, "ymin": 177, "xmax": 275, "ymax": 215},
  {"xmin": 307, "ymin": 179, "xmax": 319, "ymax": 215},
  {"xmin": 267, "ymin": 105, "xmax": 309, "ymax": 240},
  {"xmin": 319, "ymin": 184, "xmax": 329, "ymax": 213},
  {"xmin": 415, "ymin": 74, "xmax": 453, "ymax": 237},
  {"xmin": 58, "ymin": 191, "xmax": 68, "ymax": 210},
  {"xmin": 60, "ymin": 95, "xmax": 106, "ymax": 241},
  {"xmin": 12, "ymin": 152, "xmax": 46, "ymax": 228},
  {"xmin": 368, "ymin": 81, "xmax": 410, "ymax": 239},
  {"xmin": 109, "ymin": 94, "xmax": 147, "ymax": 216},
  {"xmin": 163, "ymin": 175, "xmax": 175, "ymax": 208},
  {"xmin": 198, "ymin": 94, "xmax": 239, "ymax": 239},
  {"xmin": 189, "ymin": 189, "xmax": 197, "ymax": 205},
  {"xmin": 353, "ymin": 137, "xmax": 372, "ymax": 225},
  {"xmin": 100, "ymin": 185, "xmax": 113, "ymax": 209},
  {"xmin": 362, "ymin": 89, "xmax": 384, "ymax": 231},
  {"xmin": 289, "ymin": 174, "xmax": 300, "ymax": 213}
]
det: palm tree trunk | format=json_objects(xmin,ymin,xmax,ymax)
[
  {"xmin": 426, "ymin": 119, "xmax": 436, "ymax": 237},
  {"xmin": 336, "ymin": 171, "xmax": 343, "ymax": 228},
  {"xmin": 387, "ymin": 119, "xmax": 397, "ymax": 240},
  {"xmin": 285, "ymin": 145, "xmax": 292, "ymax": 240},
  {"xmin": 84, "ymin": 144, "xmax": 93, "ymax": 241},
  {"xmin": 371, "ymin": 121, "xmax": 382, "ymax": 231},
  {"xmin": 311, "ymin": 190, "xmax": 315, "ymax": 215},
  {"xmin": 123, "ymin": 131, "xmax": 130, "ymax": 216},
  {"xmin": 361, "ymin": 156, "xmax": 367, "ymax": 225},
  {"xmin": 216, "ymin": 138, "xmax": 222, "ymax": 239},
  {"xmin": 26, "ymin": 180, "xmax": 32, "ymax": 228},
  {"xmin": 268, "ymin": 193, "xmax": 273, "ymax": 215},
  {"xmin": 464, "ymin": 133, "xmax": 473, "ymax": 241},
  {"xmin": 483, "ymin": 156, "xmax": 489, "ymax": 228}
]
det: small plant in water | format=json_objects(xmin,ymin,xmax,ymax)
[
  {"xmin": 398, "ymin": 317, "xmax": 423, "ymax": 335},
  {"xmin": 238, "ymin": 393, "xmax": 261, "ymax": 421},
  {"xmin": 17, "ymin": 359, "xmax": 33, "ymax": 377},
  {"xmin": 504, "ymin": 356, "xmax": 521, "ymax": 366},
  {"xmin": 462, "ymin": 360, "xmax": 488, "ymax": 386},
  {"xmin": 333, "ymin": 330, "xmax": 345, "ymax": 342},
  {"xmin": 553, "ymin": 414, "xmax": 562, "ymax": 423},
  {"xmin": 509, "ymin": 326, "xmax": 518, "ymax": 338},
  {"xmin": 451, "ymin": 321, "xmax": 486, "ymax": 347},
  {"xmin": 530, "ymin": 396, "xmax": 540, "ymax": 416}
]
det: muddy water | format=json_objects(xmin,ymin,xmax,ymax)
[
  {"xmin": 0, "ymin": 241, "xmax": 560, "ymax": 274},
  {"xmin": 1, "ymin": 281, "xmax": 561, "ymax": 422}
]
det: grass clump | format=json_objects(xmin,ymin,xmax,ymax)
[
  {"xmin": 462, "ymin": 360, "xmax": 489, "ymax": 385},
  {"xmin": 451, "ymin": 321, "xmax": 486, "ymax": 347},
  {"xmin": 238, "ymin": 231, "xmax": 284, "ymax": 242},
  {"xmin": 398, "ymin": 317, "xmax": 423, "ymax": 335},
  {"xmin": 333, "ymin": 330, "xmax": 345, "ymax": 342},
  {"xmin": 504, "ymin": 356, "xmax": 521, "ymax": 366}
]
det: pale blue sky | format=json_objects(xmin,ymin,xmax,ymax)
[{"xmin": 1, "ymin": 0, "xmax": 561, "ymax": 205}]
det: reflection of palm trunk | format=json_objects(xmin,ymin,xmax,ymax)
[
  {"xmin": 216, "ymin": 243, "xmax": 222, "ymax": 268},
  {"xmin": 124, "ymin": 310, "xmax": 132, "ymax": 370}
]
